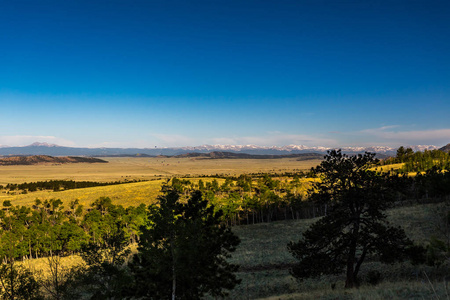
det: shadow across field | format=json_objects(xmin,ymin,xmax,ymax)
[{"xmin": 225, "ymin": 202, "xmax": 450, "ymax": 300}]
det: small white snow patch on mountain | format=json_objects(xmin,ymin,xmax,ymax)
[{"xmin": 407, "ymin": 145, "xmax": 438, "ymax": 152}]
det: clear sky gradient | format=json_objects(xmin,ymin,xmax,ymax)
[{"xmin": 1, "ymin": 0, "xmax": 449, "ymax": 148}]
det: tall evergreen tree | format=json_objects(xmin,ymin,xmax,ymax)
[
  {"xmin": 288, "ymin": 150, "xmax": 424, "ymax": 288},
  {"xmin": 130, "ymin": 185, "xmax": 241, "ymax": 299}
]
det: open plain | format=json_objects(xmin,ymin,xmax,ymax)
[
  {"xmin": 0, "ymin": 157, "xmax": 322, "ymax": 207},
  {"xmin": 0, "ymin": 156, "xmax": 322, "ymax": 184}
]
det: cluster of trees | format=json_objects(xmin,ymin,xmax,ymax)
[
  {"xmin": 167, "ymin": 175, "xmax": 316, "ymax": 226},
  {"xmin": 0, "ymin": 179, "xmax": 145, "ymax": 193},
  {"xmin": 163, "ymin": 166, "xmax": 450, "ymax": 228},
  {"xmin": 0, "ymin": 197, "xmax": 146, "ymax": 299},
  {"xmin": 197, "ymin": 169, "xmax": 315, "ymax": 180},
  {"xmin": 382, "ymin": 146, "xmax": 450, "ymax": 173},
  {"xmin": 0, "ymin": 184, "xmax": 240, "ymax": 299},
  {"xmin": 0, "ymin": 197, "xmax": 147, "ymax": 261},
  {"xmin": 414, "ymin": 166, "xmax": 450, "ymax": 199},
  {"xmin": 401, "ymin": 149, "xmax": 450, "ymax": 173}
]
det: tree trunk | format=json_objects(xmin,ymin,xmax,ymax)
[
  {"xmin": 171, "ymin": 243, "xmax": 176, "ymax": 300},
  {"xmin": 172, "ymin": 271, "xmax": 176, "ymax": 300},
  {"xmin": 354, "ymin": 246, "xmax": 368, "ymax": 281},
  {"xmin": 345, "ymin": 219, "xmax": 360, "ymax": 288},
  {"xmin": 344, "ymin": 256, "xmax": 356, "ymax": 288}
]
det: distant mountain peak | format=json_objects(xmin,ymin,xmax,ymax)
[{"xmin": 28, "ymin": 142, "xmax": 59, "ymax": 147}]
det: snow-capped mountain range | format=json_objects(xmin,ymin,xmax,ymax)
[
  {"xmin": 0, "ymin": 142, "xmax": 439, "ymax": 157},
  {"xmin": 174, "ymin": 144, "xmax": 437, "ymax": 153}
]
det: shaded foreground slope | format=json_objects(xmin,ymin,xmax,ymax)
[{"xmin": 227, "ymin": 202, "xmax": 449, "ymax": 299}]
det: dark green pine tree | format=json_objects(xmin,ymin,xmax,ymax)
[
  {"xmin": 0, "ymin": 264, "xmax": 43, "ymax": 300},
  {"xmin": 130, "ymin": 185, "xmax": 241, "ymax": 299},
  {"xmin": 288, "ymin": 150, "xmax": 424, "ymax": 288}
]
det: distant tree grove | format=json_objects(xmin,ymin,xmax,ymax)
[{"xmin": 0, "ymin": 179, "xmax": 146, "ymax": 193}]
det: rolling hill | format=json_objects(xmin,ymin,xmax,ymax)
[
  {"xmin": 439, "ymin": 143, "xmax": 450, "ymax": 153},
  {"xmin": 0, "ymin": 155, "xmax": 108, "ymax": 165}
]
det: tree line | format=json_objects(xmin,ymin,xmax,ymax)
[
  {"xmin": 0, "ymin": 179, "xmax": 146, "ymax": 193},
  {"xmin": 382, "ymin": 146, "xmax": 450, "ymax": 173},
  {"xmin": 165, "ymin": 166, "xmax": 450, "ymax": 227}
]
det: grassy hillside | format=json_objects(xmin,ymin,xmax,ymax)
[
  {"xmin": 16, "ymin": 200, "xmax": 449, "ymax": 299},
  {"xmin": 0, "ymin": 177, "xmax": 230, "ymax": 207},
  {"xmin": 0, "ymin": 179, "xmax": 165, "ymax": 207},
  {"xmin": 227, "ymin": 202, "xmax": 449, "ymax": 300}
]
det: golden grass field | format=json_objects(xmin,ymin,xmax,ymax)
[
  {"xmin": 373, "ymin": 163, "xmax": 404, "ymax": 172},
  {"xmin": 0, "ymin": 157, "xmax": 322, "ymax": 184},
  {"xmin": 0, "ymin": 157, "xmax": 322, "ymax": 207},
  {"xmin": 1, "ymin": 180, "xmax": 165, "ymax": 207}
]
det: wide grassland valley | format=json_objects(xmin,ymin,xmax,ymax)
[{"xmin": 0, "ymin": 146, "xmax": 449, "ymax": 299}]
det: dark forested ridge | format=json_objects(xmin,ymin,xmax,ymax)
[
  {"xmin": 0, "ymin": 155, "xmax": 108, "ymax": 165},
  {"xmin": 439, "ymin": 143, "xmax": 450, "ymax": 153}
]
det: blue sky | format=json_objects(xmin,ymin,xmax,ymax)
[{"xmin": 1, "ymin": 0, "xmax": 449, "ymax": 148}]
